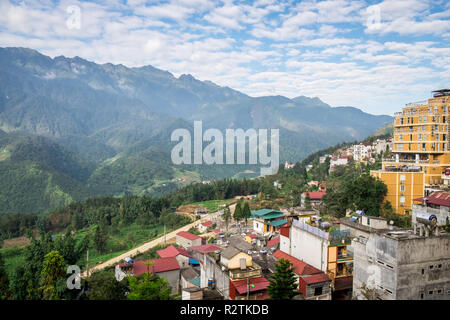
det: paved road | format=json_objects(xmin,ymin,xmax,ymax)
[{"xmin": 81, "ymin": 204, "xmax": 235, "ymax": 277}]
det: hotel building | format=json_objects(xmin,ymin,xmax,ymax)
[{"xmin": 371, "ymin": 89, "xmax": 450, "ymax": 215}]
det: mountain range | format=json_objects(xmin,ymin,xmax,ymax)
[{"xmin": 0, "ymin": 47, "xmax": 392, "ymax": 214}]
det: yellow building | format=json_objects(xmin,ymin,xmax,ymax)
[{"xmin": 371, "ymin": 89, "xmax": 450, "ymax": 215}]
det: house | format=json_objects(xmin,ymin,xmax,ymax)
[
  {"xmin": 285, "ymin": 161, "xmax": 295, "ymax": 169},
  {"xmin": 412, "ymin": 191, "xmax": 450, "ymax": 229},
  {"xmin": 180, "ymin": 266, "xmax": 200, "ymax": 289},
  {"xmin": 273, "ymin": 250, "xmax": 331, "ymax": 300},
  {"xmin": 157, "ymin": 245, "xmax": 191, "ymax": 268},
  {"xmin": 301, "ymin": 192, "xmax": 326, "ymax": 208},
  {"xmin": 280, "ymin": 219, "xmax": 353, "ymax": 299},
  {"xmin": 176, "ymin": 231, "xmax": 202, "ymax": 248},
  {"xmin": 182, "ymin": 287, "xmax": 203, "ymax": 300},
  {"xmin": 198, "ymin": 221, "xmax": 213, "ymax": 233},
  {"xmin": 251, "ymin": 209, "xmax": 288, "ymax": 234},
  {"xmin": 266, "ymin": 236, "xmax": 280, "ymax": 250},
  {"xmin": 245, "ymin": 234, "xmax": 257, "ymax": 243},
  {"xmin": 220, "ymin": 247, "xmax": 252, "ymax": 270},
  {"xmin": 118, "ymin": 257, "xmax": 180, "ymax": 294},
  {"xmin": 228, "ymin": 276, "xmax": 270, "ymax": 300},
  {"xmin": 194, "ymin": 207, "xmax": 208, "ymax": 215}
]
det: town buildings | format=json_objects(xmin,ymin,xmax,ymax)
[
  {"xmin": 251, "ymin": 209, "xmax": 288, "ymax": 234},
  {"xmin": 280, "ymin": 219, "xmax": 354, "ymax": 299},
  {"xmin": 371, "ymin": 89, "xmax": 450, "ymax": 215},
  {"xmin": 301, "ymin": 191, "xmax": 326, "ymax": 208},
  {"xmin": 349, "ymin": 221, "xmax": 450, "ymax": 300},
  {"xmin": 176, "ymin": 231, "xmax": 202, "ymax": 247}
]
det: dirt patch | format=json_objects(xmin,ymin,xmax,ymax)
[{"xmin": 2, "ymin": 236, "xmax": 31, "ymax": 248}]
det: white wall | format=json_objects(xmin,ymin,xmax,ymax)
[
  {"xmin": 289, "ymin": 225, "xmax": 328, "ymax": 272},
  {"xmin": 253, "ymin": 219, "xmax": 264, "ymax": 234}
]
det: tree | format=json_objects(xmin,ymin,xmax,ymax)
[
  {"xmin": 267, "ymin": 258, "xmax": 298, "ymax": 300},
  {"xmin": 127, "ymin": 272, "xmax": 172, "ymax": 300},
  {"xmin": 304, "ymin": 192, "xmax": 312, "ymax": 209},
  {"xmin": 93, "ymin": 225, "xmax": 108, "ymax": 254},
  {"xmin": 0, "ymin": 253, "xmax": 10, "ymax": 300},
  {"xmin": 242, "ymin": 201, "xmax": 251, "ymax": 225},
  {"xmin": 234, "ymin": 201, "xmax": 242, "ymax": 222},
  {"xmin": 39, "ymin": 250, "xmax": 66, "ymax": 300},
  {"xmin": 86, "ymin": 270, "xmax": 128, "ymax": 300},
  {"xmin": 222, "ymin": 206, "xmax": 232, "ymax": 231}
]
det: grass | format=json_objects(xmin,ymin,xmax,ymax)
[
  {"xmin": 0, "ymin": 221, "xmax": 190, "ymax": 276},
  {"xmin": 191, "ymin": 199, "xmax": 235, "ymax": 212}
]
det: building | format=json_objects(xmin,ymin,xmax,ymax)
[
  {"xmin": 273, "ymin": 249, "xmax": 332, "ymax": 300},
  {"xmin": 118, "ymin": 257, "xmax": 181, "ymax": 294},
  {"xmin": 280, "ymin": 219, "xmax": 353, "ymax": 299},
  {"xmin": 301, "ymin": 191, "xmax": 326, "ymax": 208},
  {"xmin": 285, "ymin": 161, "xmax": 296, "ymax": 169},
  {"xmin": 176, "ymin": 231, "xmax": 202, "ymax": 248},
  {"xmin": 180, "ymin": 266, "xmax": 200, "ymax": 289},
  {"xmin": 351, "ymin": 225, "xmax": 450, "ymax": 300},
  {"xmin": 157, "ymin": 245, "xmax": 192, "ymax": 268},
  {"xmin": 319, "ymin": 155, "xmax": 332, "ymax": 164},
  {"xmin": 198, "ymin": 221, "xmax": 213, "ymax": 233},
  {"xmin": 228, "ymin": 276, "xmax": 270, "ymax": 300},
  {"xmin": 251, "ymin": 209, "xmax": 288, "ymax": 234},
  {"xmin": 371, "ymin": 89, "xmax": 450, "ymax": 215},
  {"xmin": 412, "ymin": 191, "xmax": 450, "ymax": 230}
]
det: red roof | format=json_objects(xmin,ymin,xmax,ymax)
[
  {"xmin": 414, "ymin": 192, "xmax": 450, "ymax": 207},
  {"xmin": 248, "ymin": 234, "xmax": 257, "ymax": 238},
  {"xmin": 177, "ymin": 231, "xmax": 201, "ymax": 241},
  {"xmin": 157, "ymin": 245, "xmax": 191, "ymax": 259},
  {"xmin": 303, "ymin": 192, "xmax": 326, "ymax": 200},
  {"xmin": 267, "ymin": 237, "xmax": 280, "ymax": 247},
  {"xmin": 232, "ymin": 277, "xmax": 269, "ymax": 295},
  {"xmin": 301, "ymin": 273, "xmax": 330, "ymax": 284},
  {"xmin": 334, "ymin": 276, "xmax": 353, "ymax": 291},
  {"xmin": 120, "ymin": 257, "xmax": 180, "ymax": 276},
  {"xmin": 188, "ymin": 244, "xmax": 220, "ymax": 254},
  {"xmin": 273, "ymin": 250, "xmax": 323, "ymax": 276},
  {"xmin": 211, "ymin": 229, "xmax": 221, "ymax": 234},
  {"xmin": 280, "ymin": 226, "xmax": 290, "ymax": 238},
  {"xmin": 201, "ymin": 221, "xmax": 213, "ymax": 227}
]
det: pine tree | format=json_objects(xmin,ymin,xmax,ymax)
[
  {"xmin": 223, "ymin": 206, "xmax": 231, "ymax": 231},
  {"xmin": 39, "ymin": 250, "xmax": 66, "ymax": 300},
  {"xmin": 242, "ymin": 201, "xmax": 251, "ymax": 226},
  {"xmin": 267, "ymin": 258, "xmax": 298, "ymax": 300},
  {"xmin": 234, "ymin": 201, "xmax": 242, "ymax": 222}
]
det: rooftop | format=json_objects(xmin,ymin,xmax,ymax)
[
  {"xmin": 231, "ymin": 276, "xmax": 269, "ymax": 295},
  {"xmin": 120, "ymin": 257, "xmax": 180, "ymax": 276},
  {"xmin": 157, "ymin": 245, "xmax": 191, "ymax": 259},
  {"xmin": 177, "ymin": 231, "xmax": 202, "ymax": 241},
  {"xmin": 413, "ymin": 191, "xmax": 450, "ymax": 207},
  {"xmin": 432, "ymin": 89, "xmax": 450, "ymax": 97},
  {"xmin": 188, "ymin": 244, "xmax": 220, "ymax": 254},
  {"xmin": 273, "ymin": 250, "xmax": 324, "ymax": 277}
]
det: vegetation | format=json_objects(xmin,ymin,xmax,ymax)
[
  {"xmin": 267, "ymin": 258, "xmax": 298, "ymax": 300},
  {"xmin": 127, "ymin": 272, "xmax": 172, "ymax": 300}
]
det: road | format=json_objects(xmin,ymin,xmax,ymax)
[{"xmin": 81, "ymin": 203, "xmax": 235, "ymax": 277}]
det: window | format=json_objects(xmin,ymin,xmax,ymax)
[
  {"xmin": 400, "ymin": 185, "xmax": 405, "ymax": 192},
  {"xmin": 429, "ymin": 265, "xmax": 433, "ymax": 270},
  {"xmin": 437, "ymin": 289, "xmax": 442, "ymax": 294},
  {"xmin": 429, "ymin": 290, "xmax": 433, "ymax": 295},
  {"xmin": 400, "ymin": 196, "xmax": 405, "ymax": 203},
  {"xmin": 421, "ymin": 268, "xmax": 425, "ymax": 275},
  {"xmin": 400, "ymin": 174, "xmax": 406, "ymax": 181},
  {"xmin": 423, "ymin": 116, "xmax": 427, "ymax": 123},
  {"xmin": 314, "ymin": 286, "xmax": 323, "ymax": 296},
  {"xmin": 420, "ymin": 293, "xmax": 424, "ymax": 299},
  {"xmin": 437, "ymin": 264, "xmax": 442, "ymax": 269}
]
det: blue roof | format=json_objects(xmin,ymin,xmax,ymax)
[
  {"xmin": 188, "ymin": 277, "xmax": 200, "ymax": 287},
  {"xmin": 268, "ymin": 219, "xmax": 288, "ymax": 227}
]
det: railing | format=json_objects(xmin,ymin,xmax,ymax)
[
  {"xmin": 229, "ymin": 266, "xmax": 262, "ymax": 280},
  {"xmin": 405, "ymin": 100, "xmax": 428, "ymax": 107}
]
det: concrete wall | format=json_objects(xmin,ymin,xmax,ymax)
[
  {"xmin": 412, "ymin": 204, "xmax": 450, "ymax": 227},
  {"xmin": 253, "ymin": 219, "xmax": 264, "ymax": 234},
  {"xmin": 176, "ymin": 255, "xmax": 190, "ymax": 268},
  {"xmin": 287, "ymin": 225, "xmax": 328, "ymax": 272},
  {"xmin": 176, "ymin": 235, "xmax": 202, "ymax": 248},
  {"xmin": 158, "ymin": 269, "xmax": 181, "ymax": 294},
  {"xmin": 353, "ymin": 231, "xmax": 450, "ymax": 300},
  {"xmin": 224, "ymin": 252, "xmax": 252, "ymax": 270}
]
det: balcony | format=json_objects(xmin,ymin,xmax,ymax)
[{"xmin": 228, "ymin": 263, "xmax": 262, "ymax": 281}]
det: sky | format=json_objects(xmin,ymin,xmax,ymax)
[{"xmin": 0, "ymin": 0, "xmax": 449, "ymax": 116}]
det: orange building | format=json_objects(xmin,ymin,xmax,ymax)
[{"xmin": 371, "ymin": 89, "xmax": 450, "ymax": 215}]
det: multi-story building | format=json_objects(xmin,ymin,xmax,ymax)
[
  {"xmin": 280, "ymin": 219, "xmax": 354, "ymax": 299},
  {"xmin": 371, "ymin": 89, "xmax": 450, "ymax": 215},
  {"xmin": 350, "ymin": 221, "xmax": 450, "ymax": 300}
]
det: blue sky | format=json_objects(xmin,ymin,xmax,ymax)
[{"xmin": 0, "ymin": 0, "xmax": 449, "ymax": 115}]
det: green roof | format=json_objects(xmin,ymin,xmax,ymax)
[
  {"xmin": 268, "ymin": 219, "xmax": 288, "ymax": 227},
  {"xmin": 251, "ymin": 209, "xmax": 284, "ymax": 220}
]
